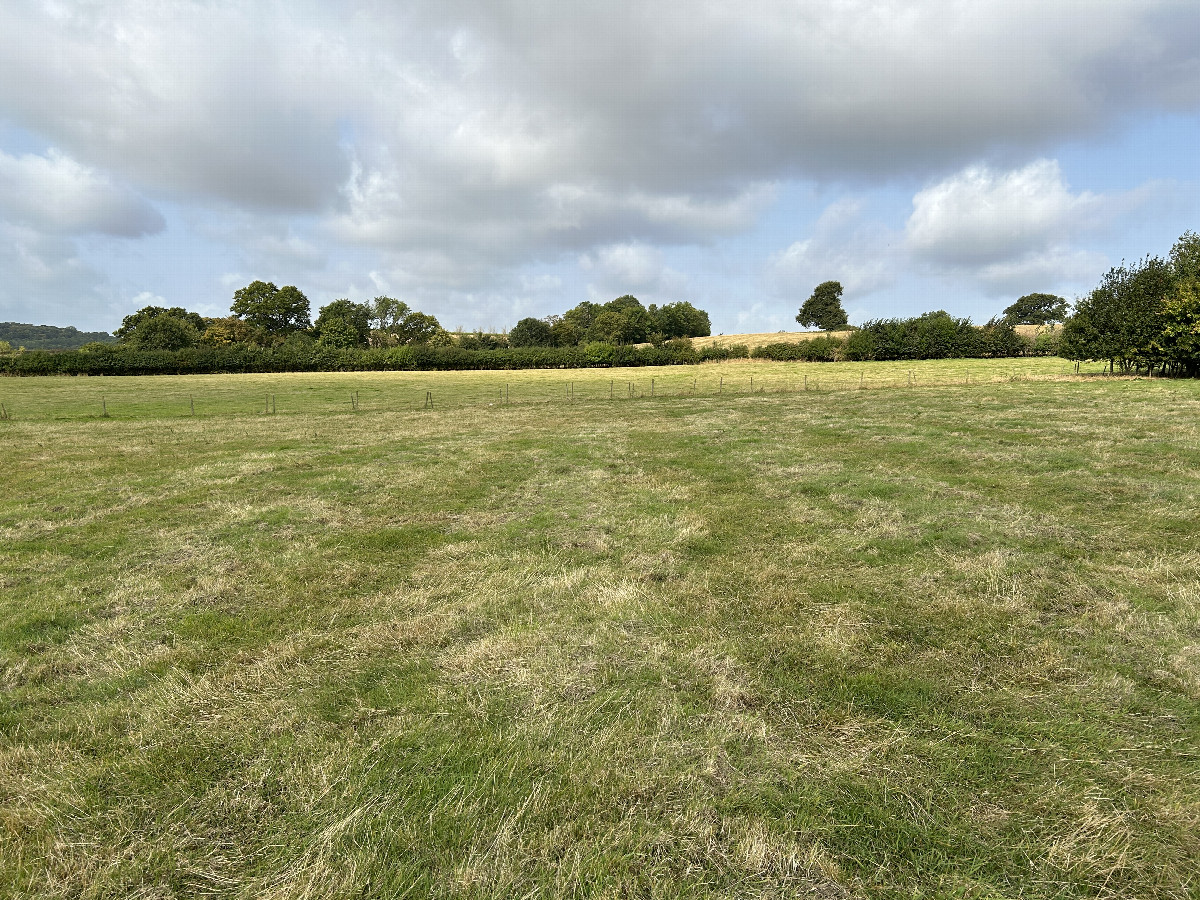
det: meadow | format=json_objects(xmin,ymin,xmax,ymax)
[{"xmin": 2, "ymin": 357, "xmax": 1198, "ymax": 898}]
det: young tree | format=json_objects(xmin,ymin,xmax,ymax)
[
  {"xmin": 201, "ymin": 316, "xmax": 256, "ymax": 345},
  {"xmin": 231, "ymin": 281, "xmax": 311, "ymax": 334},
  {"xmin": 1002, "ymin": 293, "xmax": 1069, "ymax": 325},
  {"xmin": 796, "ymin": 281, "xmax": 849, "ymax": 331}
]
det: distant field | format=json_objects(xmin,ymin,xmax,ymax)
[
  {"xmin": 2, "ymin": 361, "xmax": 1198, "ymax": 898},
  {"xmin": 1, "ymin": 355, "xmax": 1099, "ymax": 422},
  {"xmin": 690, "ymin": 325, "xmax": 1059, "ymax": 351},
  {"xmin": 689, "ymin": 330, "xmax": 854, "ymax": 349}
]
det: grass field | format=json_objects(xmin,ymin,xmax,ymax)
[
  {"xmin": 2, "ymin": 358, "xmax": 1198, "ymax": 898},
  {"xmin": 0, "ymin": 355, "xmax": 1094, "ymax": 422}
]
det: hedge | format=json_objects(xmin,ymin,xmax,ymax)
[{"xmin": 0, "ymin": 341, "xmax": 749, "ymax": 377}]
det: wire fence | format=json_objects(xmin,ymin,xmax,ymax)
[{"xmin": 0, "ymin": 356, "xmax": 1152, "ymax": 424}]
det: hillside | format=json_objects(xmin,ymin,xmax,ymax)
[{"xmin": 0, "ymin": 322, "xmax": 115, "ymax": 350}]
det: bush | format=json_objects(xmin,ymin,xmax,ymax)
[
  {"xmin": 752, "ymin": 337, "xmax": 844, "ymax": 361},
  {"xmin": 841, "ymin": 313, "xmax": 1026, "ymax": 361}
]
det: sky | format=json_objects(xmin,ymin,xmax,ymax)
[{"xmin": 2, "ymin": 1, "xmax": 1200, "ymax": 335}]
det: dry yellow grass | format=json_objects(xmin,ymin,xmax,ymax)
[{"xmin": 688, "ymin": 330, "xmax": 854, "ymax": 350}]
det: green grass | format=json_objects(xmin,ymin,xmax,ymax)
[
  {"xmin": 0, "ymin": 355, "xmax": 1095, "ymax": 421},
  {"xmin": 2, "ymin": 358, "xmax": 1198, "ymax": 898}
]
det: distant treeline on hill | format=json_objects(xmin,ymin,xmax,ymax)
[{"xmin": 0, "ymin": 323, "xmax": 114, "ymax": 350}]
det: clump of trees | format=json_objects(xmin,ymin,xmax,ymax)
[
  {"xmin": 111, "ymin": 284, "xmax": 452, "ymax": 353},
  {"xmin": 754, "ymin": 311, "xmax": 1033, "ymax": 362},
  {"xmin": 508, "ymin": 296, "xmax": 710, "ymax": 348},
  {"xmin": 2, "ymin": 283, "xmax": 725, "ymax": 376},
  {"xmin": 1060, "ymin": 231, "xmax": 1200, "ymax": 376},
  {"xmin": 0, "ymin": 323, "xmax": 114, "ymax": 351}
]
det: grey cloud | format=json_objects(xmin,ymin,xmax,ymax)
[
  {"xmin": 0, "ymin": 222, "xmax": 114, "ymax": 327},
  {"xmin": 770, "ymin": 199, "xmax": 900, "ymax": 301},
  {"xmin": 2, "ymin": 0, "xmax": 1199, "ymax": 320},
  {"xmin": 0, "ymin": 149, "xmax": 164, "ymax": 236}
]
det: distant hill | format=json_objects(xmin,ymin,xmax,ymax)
[{"xmin": 0, "ymin": 322, "xmax": 115, "ymax": 350}]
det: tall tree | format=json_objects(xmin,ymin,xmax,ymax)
[
  {"xmin": 231, "ymin": 281, "xmax": 311, "ymax": 334},
  {"xmin": 796, "ymin": 281, "xmax": 849, "ymax": 331},
  {"xmin": 371, "ymin": 296, "xmax": 411, "ymax": 332}
]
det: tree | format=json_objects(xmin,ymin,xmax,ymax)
[
  {"xmin": 1154, "ymin": 278, "xmax": 1200, "ymax": 376},
  {"xmin": 393, "ymin": 311, "xmax": 445, "ymax": 345},
  {"xmin": 796, "ymin": 281, "xmax": 849, "ymax": 331},
  {"xmin": 546, "ymin": 315, "xmax": 584, "ymax": 347},
  {"xmin": 231, "ymin": 281, "xmax": 311, "ymax": 334},
  {"xmin": 651, "ymin": 301, "xmax": 711, "ymax": 338},
  {"xmin": 1002, "ymin": 293, "xmax": 1069, "ymax": 325},
  {"xmin": 1060, "ymin": 256, "xmax": 1173, "ymax": 369},
  {"xmin": 314, "ymin": 299, "xmax": 372, "ymax": 348},
  {"xmin": 115, "ymin": 305, "xmax": 206, "ymax": 350},
  {"xmin": 509, "ymin": 317, "xmax": 555, "ymax": 347},
  {"xmin": 201, "ymin": 316, "xmax": 257, "ymax": 345},
  {"xmin": 116, "ymin": 306, "xmax": 206, "ymax": 342},
  {"xmin": 371, "ymin": 296, "xmax": 411, "ymax": 332}
]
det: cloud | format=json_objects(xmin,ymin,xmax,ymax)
[
  {"xmin": 0, "ymin": 222, "xmax": 112, "ymax": 327},
  {"xmin": 2, "ymin": 1, "xmax": 1199, "ymax": 325},
  {"xmin": 905, "ymin": 160, "xmax": 1106, "ymax": 266},
  {"xmin": 0, "ymin": 149, "xmax": 163, "ymax": 237},
  {"xmin": 579, "ymin": 242, "xmax": 687, "ymax": 299},
  {"xmin": 904, "ymin": 159, "xmax": 1154, "ymax": 295},
  {"xmin": 770, "ymin": 199, "xmax": 899, "ymax": 300}
]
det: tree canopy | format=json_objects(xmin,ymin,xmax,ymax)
[
  {"xmin": 116, "ymin": 306, "xmax": 207, "ymax": 350},
  {"xmin": 1002, "ymin": 293, "xmax": 1069, "ymax": 325},
  {"xmin": 1060, "ymin": 231, "xmax": 1200, "ymax": 376},
  {"xmin": 315, "ymin": 299, "xmax": 372, "ymax": 348},
  {"xmin": 510, "ymin": 296, "xmax": 710, "ymax": 347},
  {"xmin": 231, "ymin": 281, "xmax": 311, "ymax": 334},
  {"xmin": 796, "ymin": 281, "xmax": 849, "ymax": 331}
]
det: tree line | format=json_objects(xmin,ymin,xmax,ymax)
[
  {"xmin": 1059, "ymin": 231, "xmax": 1200, "ymax": 376},
  {"xmin": 0, "ymin": 282, "xmax": 728, "ymax": 376},
  {"xmin": 507, "ymin": 296, "xmax": 710, "ymax": 347}
]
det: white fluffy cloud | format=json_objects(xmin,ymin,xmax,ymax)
[
  {"xmin": 905, "ymin": 160, "xmax": 1103, "ymax": 265},
  {"xmin": 904, "ymin": 159, "xmax": 1150, "ymax": 294}
]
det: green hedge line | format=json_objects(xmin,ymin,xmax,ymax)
[
  {"xmin": 751, "ymin": 316, "xmax": 1042, "ymax": 362},
  {"xmin": 0, "ymin": 341, "xmax": 749, "ymax": 377}
]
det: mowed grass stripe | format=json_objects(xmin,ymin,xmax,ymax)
[
  {"xmin": 1, "ymin": 373, "xmax": 1198, "ymax": 898},
  {"xmin": 0, "ymin": 356, "xmax": 1102, "ymax": 422}
]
